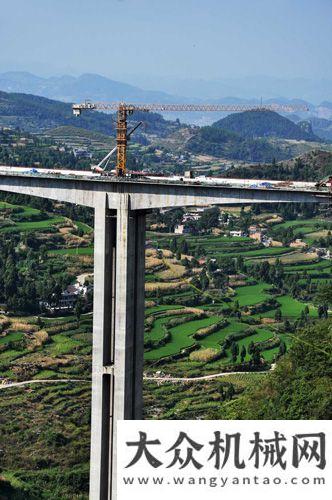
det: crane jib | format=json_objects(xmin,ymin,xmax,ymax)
[
  {"xmin": 72, "ymin": 100, "xmax": 309, "ymax": 176},
  {"xmin": 72, "ymin": 102, "xmax": 309, "ymax": 113}
]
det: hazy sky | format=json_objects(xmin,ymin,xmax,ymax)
[{"xmin": 1, "ymin": 0, "xmax": 331, "ymax": 81}]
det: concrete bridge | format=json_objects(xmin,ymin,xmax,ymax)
[{"xmin": 0, "ymin": 167, "xmax": 330, "ymax": 500}]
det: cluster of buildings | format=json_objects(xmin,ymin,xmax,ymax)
[
  {"xmin": 174, "ymin": 207, "xmax": 206, "ymax": 234},
  {"xmin": 229, "ymin": 225, "xmax": 273, "ymax": 246},
  {"xmin": 310, "ymin": 246, "xmax": 331, "ymax": 259},
  {"xmin": 73, "ymin": 148, "xmax": 92, "ymax": 159},
  {"xmin": 40, "ymin": 281, "xmax": 90, "ymax": 314}
]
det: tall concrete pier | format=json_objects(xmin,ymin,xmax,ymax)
[
  {"xmin": 0, "ymin": 168, "xmax": 330, "ymax": 499},
  {"xmin": 91, "ymin": 193, "xmax": 146, "ymax": 499}
]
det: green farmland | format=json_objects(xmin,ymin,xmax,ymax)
[{"xmin": 143, "ymin": 210, "xmax": 330, "ymax": 375}]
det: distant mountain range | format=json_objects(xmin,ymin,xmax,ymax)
[
  {"xmin": 0, "ymin": 71, "xmax": 178, "ymax": 104},
  {"xmin": 299, "ymin": 117, "xmax": 332, "ymax": 142},
  {"xmin": 0, "ymin": 72, "xmax": 332, "ymax": 127},
  {"xmin": 126, "ymin": 74, "xmax": 332, "ymax": 104}
]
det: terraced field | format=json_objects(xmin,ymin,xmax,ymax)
[
  {"xmin": 144, "ymin": 213, "xmax": 331, "ymax": 373},
  {"xmin": 1, "ymin": 202, "xmax": 329, "ymax": 378},
  {"xmin": 0, "ymin": 314, "xmax": 93, "ymax": 380},
  {"xmin": 0, "ymin": 203, "xmax": 331, "ymax": 498}
]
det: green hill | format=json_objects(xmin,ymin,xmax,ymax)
[
  {"xmin": 186, "ymin": 125, "xmax": 288, "ymax": 162},
  {"xmin": 223, "ymin": 150, "xmax": 332, "ymax": 181},
  {"xmin": 213, "ymin": 110, "xmax": 319, "ymax": 141},
  {"xmin": 0, "ymin": 90, "xmax": 179, "ymax": 137}
]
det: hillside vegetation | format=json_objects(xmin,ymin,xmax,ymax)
[
  {"xmin": 223, "ymin": 150, "xmax": 332, "ymax": 181},
  {"xmin": 186, "ymin": 125, "xmax": 288, "ymax": 162},
  {"xmin": 213, "ymin": 110, "xmax": 318, "ymax": 140},
  {"xmin": 0, "ymin": 90, "xmax": 180, "ymax": 137},
  {"xmin": 218, "ymin": 319, "xmax": 332, "ymax": 419},
  {"xmin": 308, "ymin": 117, "xmax": 332, "ymax": 141}
]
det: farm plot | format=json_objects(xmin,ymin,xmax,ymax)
[
  {"xmin": 275, "ymin": 295, "xmax": 318, "ymax": 318},
  {"xmin": 144, "ymin": 315, "xmax": 220, "ymax": 360},
  {"xmin": 231, "ymin": 283, "xmax": 273, "ymax": 307},
  {"xmin": 199, "ymin": 321, "xmax": 247, "ymax": 349},
  {"xmin": 49, "ymin": 246, "xmax": 94, "ymax": 256},
  {"xmin": 1, "ymin": 216, "xmax": 66, "ymax": 233},
  {"xmin": 273, "ymin": 218, "xmax": 325, "ymax": 231}
]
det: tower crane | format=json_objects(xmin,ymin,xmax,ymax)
[{"xmin": 72, "ymin": 101, "xmax": 308, "ymax": 176}]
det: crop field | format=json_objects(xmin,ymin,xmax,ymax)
[
  {"xmin": 0, "ymin": 201, "xmax": 331, "ymax": 497},
  {"xmin": 0, "ymin": 383, "xmax": 91, "ymax": 498},
  {"xmin": 199, "ymin": 321, "xmax": 247, "ymax": 349},
  {"xmin": 231, "ymin": 283, "xmax": 272, "ymax": 306},
  {"xmin": 74, "ymin": 221, "xmax": 93, "ymax": 234},
  {"xmin": 272, "ymin": 218, "xmax": 325, "ymax": 231},
  {"xmin": 145, "ymin": 315, "xmax": 220, "ymax": 360},
  {"xmin": 49, "ymin": 246, "xmax": 94, "ymax": 256},
  {"xmin": 0, "ymin": 203, "xmax": 329, "ymax": 379},
  {"xmin": 283, "ymin": 259, "xmax": 332, "ymax": 273},
  {"xmin": 262, "ymin": 252, "xmax": 319, "ymax": 265},
  {"xmin": 0, "ymin": 216, "xmax": 66, "ymax": 233},
  {"xmin": 143, "ymin": 211, "xmax": 331, "ymax": 374},
  {"xmin": 276, "ymin": 295, "xmax": 317, "ymax": 317},
  {"xmin": 0, "ymin": 314, "xmax": 93, "ymax": 380}
]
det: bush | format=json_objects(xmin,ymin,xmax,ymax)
[
  {"xmin": 190, "ymin": 348, "xmax": 221, "ymax": 362},
  {"xmin": 193, "ymin": 319, "xmax": 228, "ymax": 339}
]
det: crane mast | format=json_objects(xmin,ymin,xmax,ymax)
[
  {"xmin": 117, "ymin": 103, "xmax": 128, "ymax": 176},
  {"xmin": 73, "ymin": 101, "xmax": 308, "ymax": 176}
]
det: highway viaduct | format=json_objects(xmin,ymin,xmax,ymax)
[{"xmin": 0, "ymin": 169, "xmax": 330, "ymax": 500}]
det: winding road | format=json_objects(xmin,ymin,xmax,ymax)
[
  {"xmin": 0, "ymin": 367, "xmax": 274, "ymax": 390},
  {"xmin": 0, "ymin": 378, "xmax": 89, "ymax": 390}
]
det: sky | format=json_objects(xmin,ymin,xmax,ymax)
[{"xmin": 0, "ymin": 0, "xmax": 331, "ymax": 83}]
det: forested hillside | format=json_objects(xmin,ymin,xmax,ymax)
[
  {"xmin": 213, "ymin": 110, "xmax": 318, "ymax": 140},
  {"xmin": 219, "ymin": 319, "xmax": 332, "ymax": 419},
  {"xmin": 0, "ymin": 91, "xmax": 180, "ymax": 137},
  {"xmin": 0, "ymin": 128, "xmax": 92, "ymax": 169},
  {"xmin": 186, "ymin": 125, "xmax": 288, "ymax": 162},
  {"xmin": 223, "ymin": 150, "xmax": 332, "ymax": 181}
]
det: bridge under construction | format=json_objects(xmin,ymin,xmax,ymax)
[{"xmin": 0, "ymin": 166, "xmax": 330, "ymax": 500}]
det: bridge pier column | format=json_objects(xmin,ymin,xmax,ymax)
[{"xmin": 90, "ymin": 193, "xmax": 146, "ymax": 500}]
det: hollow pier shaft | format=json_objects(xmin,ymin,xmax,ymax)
[{"xmin": 90, "ymin": 193, "xmax": 146, "ymax": 499}]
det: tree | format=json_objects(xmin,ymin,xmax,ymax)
[
  {"xmin": 315, "ymin": 283, "xmax": 332, "ymax": 308},
  {"xmin": 75, "ymin": 296, "xmax": 84, "ymax": 326},
  {"xmin": 3, "ymin": 254, "xmax": 18, "ymax": 300},
  {"xmin": 250, "ymin": 346, "xmax": 261, "ymax": 366},
  {"xmin": 231, "ymin": 341, "xmax": 239, "ymax": 362},
  {"xmin": 278, "ymin": 340, "xmax": 287, "ymax": 358},
  {"xmin": 318, "ymin": 304, "xmax": 328, "ymax": 320},
  {"xmin": 275, "ymin": 308, "xmax": 282, "ymax": 322},
  {"xmin": 178, "ymin": 239, "xmax": 188, "ymax": 254},
  {"xmin": 225, "ymin": 384, "xmax": 235, "ymax": 400},
  {"xmin": 248, "ymin": 341, "xmax": 255, "ymax": 355},
  {"xmin": 169, "ymin": 238, "xmax": 177, "ymax": 253},
  {"xmin": 284, "ymin": 319, "xmax": 291, "ymax": 332},
  {"xmin": 240, "ymin": 345, "xmax": 247, "ymax": 363},
  {"xmin": 236, "ymin": 255, "xmax": 245, "ymax": 272},
  {"xmin": 199, "ymin": 271, "xmax": 209, "ymax": 290}
]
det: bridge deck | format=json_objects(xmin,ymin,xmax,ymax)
[{"xmin": 0, "ymin": 166, "xmax": 330, "ymax": 209}]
